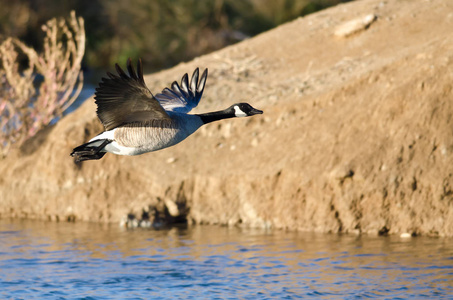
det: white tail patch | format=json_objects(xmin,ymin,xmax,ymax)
[
  {"xmin": 234, "ymin": 105, "xmax": 247, "ymax": 117},
  {"xmin": 89, "ymin": 129, "xmax": 116, "ymax": 142}
]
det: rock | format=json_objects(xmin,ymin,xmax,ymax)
[
  {"xmin": 1, "ymin": 0, "xmax": 453, "ymax": 237},
  {"xmin": 334, "ymin": 14, "xmax": 377, "ymax": 38}
]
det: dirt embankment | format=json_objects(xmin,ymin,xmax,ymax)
[{"xmin": 1, "ymin": 0, "xmax": 453, "ymax": 236}]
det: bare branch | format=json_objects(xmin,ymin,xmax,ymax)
[{"xmin": 0, "ymin": 11, "xmax": 85, "ymax": 156}]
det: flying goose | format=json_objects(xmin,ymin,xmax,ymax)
[{"xmin": 71, "ymin": 58, "xmax": 263, "ymax": 162}]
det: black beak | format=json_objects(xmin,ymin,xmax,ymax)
[{"xmin": 250, "ymin": 108, "xmax": 263, "ymax": 115}]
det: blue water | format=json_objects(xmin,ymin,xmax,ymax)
[
  {"xmin": 63, "ymin": 84, "xmax": 96, "ymax": 116},
  {"xmin": 0, "ymin": 219, "xmax": 452, "ymax": 299}
]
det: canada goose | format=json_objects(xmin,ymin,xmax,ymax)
[{"xmin": 71, "ymin": 58, "xmax": 263, "ymax": 162}]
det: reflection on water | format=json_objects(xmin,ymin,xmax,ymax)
[{"xmin": 0, "ymin": 219, "xmax": 452, "ymax": 299}]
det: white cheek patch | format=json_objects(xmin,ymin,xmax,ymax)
[{"xmin": 234, "ymin": 105, "xmax": 247, "ymax": 117}]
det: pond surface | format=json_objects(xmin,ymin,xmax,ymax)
[{"xmin": 0, "ymin": 219, "xmax": 451, "ymax": 299}]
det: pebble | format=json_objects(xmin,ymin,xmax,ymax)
[
  {"xmin": 166, "ymin": 157, "xmax": 177, "ymax": 164},
  {"xmin": 334, "ymin": 14, "xmax": 377, "ymax": 37}
]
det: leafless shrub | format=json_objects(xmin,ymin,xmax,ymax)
[{"xmin": 0, "ymin": 11, "xmax": 85, "ymax": 156}]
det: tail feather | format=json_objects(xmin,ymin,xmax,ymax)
[{"xmin": 71, "ymin": 139, "xmax": 112, "ymax": 162}]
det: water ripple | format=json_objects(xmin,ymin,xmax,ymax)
[{"xmin": 0, "ymin": 220, "xmax": 452, "ymax": 299}]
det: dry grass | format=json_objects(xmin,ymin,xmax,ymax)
[{"xmin": 0, "ymin": 11, "xmax": 85, "ymax": 156}]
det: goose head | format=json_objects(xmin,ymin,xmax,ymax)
[
  {"xmin": 196, "ymin": 102, "xmax": 263, "ymax": 124},
  {"xmin": 230, "ymin": 103, "xmax": 263, "ymax": 117}
]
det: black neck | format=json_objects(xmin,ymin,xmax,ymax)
[{"xmin": 197, "ymin": 110, "xmax": 235, "ymax": 124}]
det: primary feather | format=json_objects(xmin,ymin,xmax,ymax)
[
  {"xmin": 155, "ymin": 68, "xmax": 208, "ymax": 113},
  {"xmin": 95, "ymin": 58, "xmax": 171, "ymax": 131}
]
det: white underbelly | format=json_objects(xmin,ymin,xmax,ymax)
[
  {"xmin": 103, "ymin": 136, "xmax": 187, "ymax": 156},
  {"xmin": 104, "ymin": 141, "xmax": 144, "ymax": 156}
]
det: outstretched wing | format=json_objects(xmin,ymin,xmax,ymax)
[
  {"xmin": 95, "ymin": 58, "xmax": 171, "ymax": 131},
  {"xmin": 155, "ymin": 68, "xmax": 208, "ymax": 113}
]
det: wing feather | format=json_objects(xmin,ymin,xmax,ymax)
[
  {"xmin": 95, "ymin": 58, "xmax": 170, "ymax": 131},
  {"xmin": 155, "ymin": 68, "xmax": 208, "ymax": 113}
]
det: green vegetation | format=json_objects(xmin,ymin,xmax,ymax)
[{"xmin": 0, "ymin": 0, "xmax": 349, "ymax": 73}]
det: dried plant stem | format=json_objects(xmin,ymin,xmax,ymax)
[{"xmin": 0, "ymin": 11, "xmax": 85, "ymax": 156}]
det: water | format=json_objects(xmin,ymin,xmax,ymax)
[
  {"xmin": 0, "ymin": 219, "xmax": 451, "ymax": 299},
  {"xmin": 63, "ymin": 84, "xmax": 96, "ymax": 116}
]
